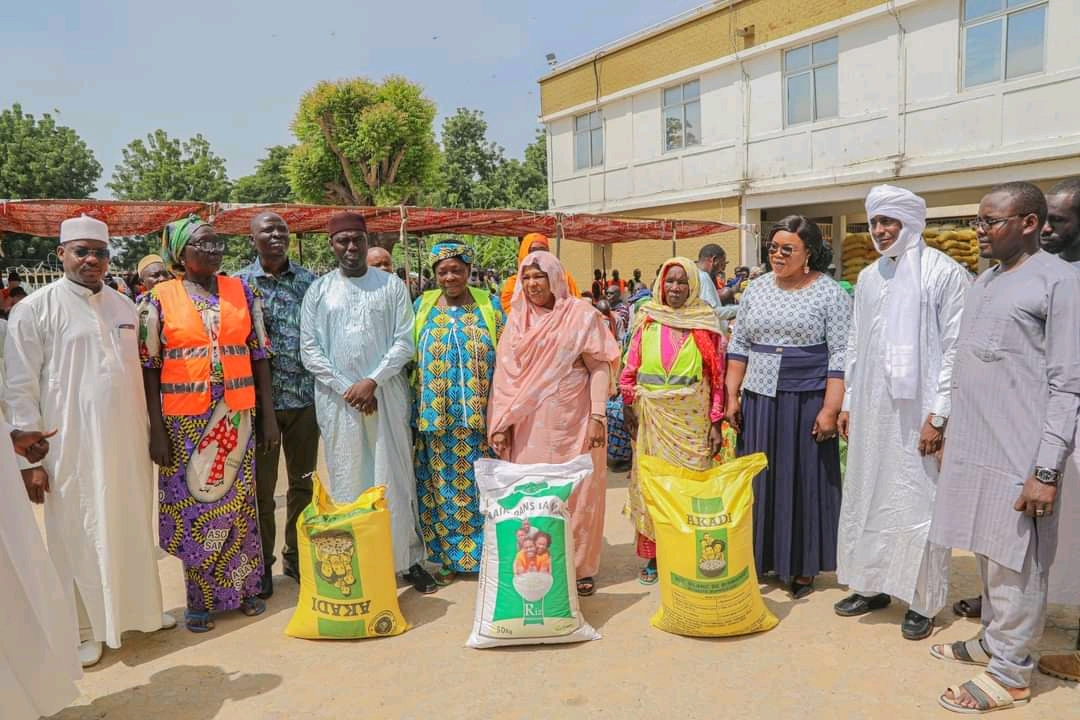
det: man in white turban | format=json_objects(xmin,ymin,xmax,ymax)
[
  {"xmin": 835, "ymin": 185, "xmax": 971, "ymax": 640},
  {"xmin": 4, "ymin": 214, "xmax": 173, "ymax": 669}
]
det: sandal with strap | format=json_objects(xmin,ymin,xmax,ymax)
[
  {"xmin": 184, "ymin": 610, "xmax": 215, "ymax": 633},
  {"xmin": 939, "ymin": 672, "xmax": 1029, "ymax": 714},
  {"xmin": 239, "ymin": 597, "xmax": 266, "ymax": 617},
  {"xmin": 639, "ymin": 561, "xmax": 658, "ymax": 586},
  {"xmin": 433, "ymin": 567, "xmax": 456, "ymax": 587},
  {"xmin": 931, "ymin": 638, "xmax": 993, "ymax": 667},
  {"xmin": 576, "ymin": 577, "xmax": 597, "ymax": 597}
]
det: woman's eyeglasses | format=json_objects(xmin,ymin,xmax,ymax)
[
  {"xmin": 767, "ymin": 242, "xmax": 797, "ymax": 258},
  {"xmin": 189, "ymin": 240, "xmax": 226, "ymax": 254},
  {"xmin": 70, "ymin": 247, "xmax": 110, "ymax": 260}
]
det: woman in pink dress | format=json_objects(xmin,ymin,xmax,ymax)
[{"xmin": 488, "ymin": 251, "xmax": 621, "ymax": 597}]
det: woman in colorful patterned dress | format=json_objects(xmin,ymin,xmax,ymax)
[
  {"xmin": 620, "ymin": 257, "xmax": 732, "ymax": 584},
  {"xmin": 139, "ymin": 216, "xmax": 279, "ymax": 632},
  {"xmin": 413, "ymin": 241, "xmax": 505, "ymax": 584},
  {"xmin": 724, "ymin": 216, "xmax": 851, "ymax": 599}
]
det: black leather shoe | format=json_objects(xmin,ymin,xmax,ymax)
[
  {"xmin": 282, "ymin": 560, "xmax": 300, "ymax": 583},
  {"xmin": 833, "ymin": 592, "xmax": 891, "ymax": 617},
  {"xmin": 901, "ymin": 610, "xmax": 934, "ymax": 640},
  {"xmin": 257, "ymin": 568, "xmax": 274, "ymax": 599}
]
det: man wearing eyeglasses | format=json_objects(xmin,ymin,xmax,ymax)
[
  {"xmin": 928, "ymin": 182, "xmax": 1080, "ymax": 713},
  {"xmin": 4, "ymin": 214, "xmax": 173, "ymax": 669},
  {"xmin": 834, "ymin": 185, "xmax": 971, "ymax": 642}
]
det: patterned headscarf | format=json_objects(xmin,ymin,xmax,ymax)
[
  {"xmin": 632, "ymin": 257, "xmax": 722, "ymax": 335},
  {"xmin": 161, "ymin": 215, "xmax": 209, "ymax": 268},
  {"xmin": 429, "ymin": 241, "xmax": 474, "ymax": 270}
]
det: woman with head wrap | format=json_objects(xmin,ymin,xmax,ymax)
[
  {"xmin": 138, "ymin": 215, "xmax": 279, "ymax": 632},
  {"xmin": 620, "ymin": 257, "xmax": 734, "ymax": 584},
  {"xmin": 724, "ymin": 215, "xmax": 851, "ymax": 599},
  {"xmin": 488, "ymin": 251, "xmax": 621, "ymax": 596},
  {"xmin": 412, "ymin": 241, "xmax": 505, "ymax": 583},
  {"xmin": 499, "ymin": 233, "xmax": 580, "ymax": 310}
]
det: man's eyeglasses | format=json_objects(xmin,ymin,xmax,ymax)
[
  {"xmin": 767, "ymin": 242, "xmax": 797, "ymax": 258},
  {"xmin": 70, "ymin": 247, "xmax": 110, "ymax": 260},
  {"xmin": 189, "ymin": 240, "xmax": 226, "ymax": 254},
  {"xmin": 968, "ymin": 214, "xmax": 1026, "ymax": 231}
]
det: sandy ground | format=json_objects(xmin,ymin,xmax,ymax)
[{"xmin": 44, "ymin": 458, "xmax": 1079, "ymax": 720}]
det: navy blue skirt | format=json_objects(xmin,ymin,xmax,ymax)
[{"xmin": 737, "ymin": 344, "xmax": 842, "ymax": 582}]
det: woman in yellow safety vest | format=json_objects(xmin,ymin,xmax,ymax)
[
  {"xmin": 620, "ymin": 257, "xmax": 734, "ymax": 585},
  {"xmin": 413, "ymin": 241, "xmax": 505, "ymax": 585},
  {"xmin": 138, "ymin": 216, "xmax": 279, "ymax": 633}
]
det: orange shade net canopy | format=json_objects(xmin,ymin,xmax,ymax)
[{"xmin": 0, "ymin": 200, "xmax": 734, "ymax": 244}]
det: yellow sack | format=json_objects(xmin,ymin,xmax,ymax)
[
  {"xmin": 285, "ymin": 478, "xmax": 408, "ymax": 640},
  {"xmin": 640, "ymin": 453, "xmax": 777, "ymax": 637}
]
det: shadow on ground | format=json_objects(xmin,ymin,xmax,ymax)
[{"xmin": 49, "ymin": 665, "xmax": 282, "ymax": 720}]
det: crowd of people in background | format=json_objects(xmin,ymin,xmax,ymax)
[{"xmin": 4, "ymin": 176, "xmax": 1080, "ymax": 717}]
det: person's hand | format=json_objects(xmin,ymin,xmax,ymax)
[
  {"xmin": 149, "ymin": 424, "xmax": 172, "ymax": 467},
  {"xmin": 812, "ymin": 408, "xmax": 839, "ymax": 442},
  {"xmin": 838, "ymin": 411, "xmax": 850, "ymax": 441},
  {"xmin": 724, "ymin": 396, "xmax": 742, "ymax": 434},
  {"xmin": 344, "ymin": 379, "xmax": 378, "ymax": 414},
  {"xmin": 623, "ymin": 404, "xmax": 639, "ymax": 439},
  {"xmin": 491, "ymin": 431, "xmax": 510, "ymax": 459},
  {"xmin": 708, "ymin": 422, "xmax": 725, "ymax": 457},
  {"xmin": 11, "ymin": 428, "xmax": 56, "ymax": 463},
  {"xmin": 21, "ymin": 467, "xmax": 50, "ymax": 504},
  {"xmin": 1014, "ymin": 475, "xmax": 1058, "ymax": 518},
  {"xmin": 918, "ymin": 416, "xmax": 944, "ymax": 457},
  {"xmin": 257, "ymin": 412, "xmax": 281, "ymax": 453},
  {"xmin": 588, "ymin": 415, "xmax": 606, "ymax": 450}
]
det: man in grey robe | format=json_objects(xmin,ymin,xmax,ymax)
[
  {"xmin": 300, "ymin": 212, "xmax": 432, "ymax": 594},
  {"xmin": 928, "ymin": 182, "xmax": 1080, "ymax": 713},
  {"xmin": 835, "ymin": 185, "xmax": 970, "ymax": 640}
]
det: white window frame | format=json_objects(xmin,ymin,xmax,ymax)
[
  {"xmin": 573, "ymin": 110, "xmax": 603, "ymax": 171},
  {"xmin": 782, "ymin": 37, "xmax": 839, "ymax": 127},
  {"xmin": 661, "ymin": 79, "xmax": 702, "ymax": 153},
  {"xmin": 960, "ymin": 0, "xmax": 1048, "ymax": 89}
]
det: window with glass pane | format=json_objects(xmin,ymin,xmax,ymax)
[
  {"xmin": 573, "ymin": 111, "xmax": 603, "ymax": 170},
  {"xmin": 783, "ymin": 37, "xmax": 839, "ymax": 126},
  {"xmin": 962, "ymin": 0, "xmax": 1046, "ymax": 87},
  {"xmin": 662, "ymin": 80, "xmax": 702, "ymax": 152}
]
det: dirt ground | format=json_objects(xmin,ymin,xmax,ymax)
[{"xmin": 45, "ymin": 459, "xmax": 1079, "ymax": 720}]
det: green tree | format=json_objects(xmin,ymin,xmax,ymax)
[
  {"xmin": 107, "ymin": 130, "xmax": 232, "ymax": 268},
  {"xmin": 231, "ymin": 145, "xmax": 296, "ymax": 204},
  {"xmin": 0, "ymin": 103, "xmax": 102, "ymax": 199},
  {"xmin": 287, "ymin": 76, "xmax": 439, "ymax": 208},
  {"xmin": 439, "ymin": 108, "xmax": 504, "ymax": 208},
  {"xmin": 108, "ymin": 129, "xmax": 232, "ymax": 202},
  {"xmin": 0, "ymin": 103, "xmax": 103, "ymax": 266}
]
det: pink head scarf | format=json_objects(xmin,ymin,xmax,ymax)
[{"xmin": 488, "ymin": 251, "xmax": 620, "ymax": 437}]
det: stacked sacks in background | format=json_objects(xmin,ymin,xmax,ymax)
[
  {"xmin": 923, "ymin": 224, "xmax": 979, "ymax": 272},
  {"xmin": 840, "ymin": 233, "xmax": 878, "ymax": 284}
]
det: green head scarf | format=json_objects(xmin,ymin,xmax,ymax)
[{"xmin": 162, "ymin": 215, "xmax": 209, "ymax": 269}]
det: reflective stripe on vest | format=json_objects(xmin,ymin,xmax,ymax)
[
  {"xmin": 637, "ymin": 323, "xmax": 702, "ymax": 391},
  {"xmin": 157, "ymin": 276, "xmax": 256, "ymax": 416},
  {"xmin": 413, "ymin": 287, "xmax": 498, "ymax": 351}
]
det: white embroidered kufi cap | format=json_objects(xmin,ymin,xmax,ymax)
[{"xmin": 59, "ymin": 214, "xmax": 109, "ymax": 244}]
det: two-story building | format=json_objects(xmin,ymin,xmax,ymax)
[{"xmin": 539, "ymin": 0, "xmax": 1080, "ymax": 286}]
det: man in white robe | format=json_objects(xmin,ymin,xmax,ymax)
[
  {"xmin": 1, "ymin": 420, "xmax": 81, "ymax": 719},
  {"xmin": 300, "ymin": 212, "xmax": 431, "ymax": 592},
  {"xmin": 4, "ymin": 215, "xmax": 172, "ymax": 668},
  {"xmin": 835, "ymin": 186, "xmax": 971, "ymax": 640}
]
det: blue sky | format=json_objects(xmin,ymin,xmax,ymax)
[{"xmin": 0, "ymin": 0, "xmax": 706, "ymax": 198}]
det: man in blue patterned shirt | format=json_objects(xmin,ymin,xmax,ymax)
[{"xmin": 236, "ymin": 211, "xmax": 319, "ymax": 598}]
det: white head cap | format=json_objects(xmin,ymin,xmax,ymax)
[
  {"xmin": 59, "ymin": 214, "xmax": 109, "ymax": 244},
  {"xmin": 865, "ymin": 184, "xmax": 927, "ymax": 259}
]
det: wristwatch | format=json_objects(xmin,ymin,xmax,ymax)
[
  {"xmin": 929, "ymin": 414, "xmax": 947, "ymax": 429},
  {"xmin": 1034, "ymin": 466, "xmax": 1060, "ymax": 486}
]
